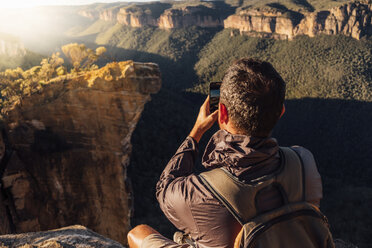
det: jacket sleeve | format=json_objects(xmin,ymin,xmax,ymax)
[{"xmin": 156, "ymin": 136, "xmax": 199, "ymax": 233}]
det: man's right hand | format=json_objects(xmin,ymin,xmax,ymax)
[{"xmin": 189, "ymin": 96, "xmax": 218, "ymax": 143}]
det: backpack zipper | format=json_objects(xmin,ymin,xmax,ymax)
[{"xmin": 246, "ymin": 209, "xmax": 327, "ymax": 248}]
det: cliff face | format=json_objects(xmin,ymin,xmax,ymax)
[
  {"xmin": 158, "ymin": 6, "xmax": 223, "ymax": 29},
  {"xmin": 99, "ymin": 7, "xmax": 121, "ymax": 22},
  {"xmin": 295, "ymin": 1, "xmax": 372, "ymax": 39},
  {"xmin": 117, "ymin": 8, "xmax": 158, "ymax": 27},
  {"xmin": 79, "ymin": 3, "xmax": 222, "ymax": 29},
  {"xmin": 77, "ymin": 10, "xmax": 99, "ymax": 20},
  {"xmin": 224, "ymin": 9, "xmax": 298, "ymax": 39},
  {"xmin": 0, "ymin": 38, "xmax": 26, "ymax": 57},
  {"xmin": 225, "ymin": 1, "xmax": 372, "ymax": 40},
  {"xmin": 78, "ymin": 1, "xmax": 371, "ymax": 39},
  {"xmin": 0, "ymin": 61, "xmax": 161, "ymax": 244}
]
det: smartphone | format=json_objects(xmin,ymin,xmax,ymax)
[{"xmin": 209, "ymin": 82, "xmax": 222, "ymax": 113}]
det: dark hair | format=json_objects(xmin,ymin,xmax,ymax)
[{"xmin": 220, "ymin": 58, "xmax": 286, "ymax": 137}]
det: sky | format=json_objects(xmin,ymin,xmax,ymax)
[{"xmin": 0, "ymin": 0, "xmax": 151, "ymax": 9}]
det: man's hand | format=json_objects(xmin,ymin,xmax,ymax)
[{"xmin": 189, "ymin": 96, "xmax": 218, "ymax": 143}]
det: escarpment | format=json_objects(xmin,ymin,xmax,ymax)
[
  {"xmin": 78, "ymin": 10, "xmax": 99, "ymax": 20},
  {"xmin": 158, "ymin": 6, "xmax": 223, "ymax": 29},
  {"xmin": 225, "ymin": 1, "xmax": 372, "ymax": 40},
  {"xmin": 0, "ymin": 35, "xmax": 26, "ymax": 57},
  {"xmin": 117, "ymin": 7, "xmax": 158, "ymax": 27},
  {"xmin": 0, "ymin": 61, "xmax": 161, "ymax": 244},
  {"xmin": 78, "ymin": 0, "xmax": 371, "ymax": 40},
  {"xmin": 224, "ymin": 9, "xmax": 300, "ymax": 40},
  {"xmin": 295, "ymin": 1, "xmax": 372, "ymax": 39},
  {"xmin": 99, "ymin": 7, "xmax": 122, "ymax": 22}
]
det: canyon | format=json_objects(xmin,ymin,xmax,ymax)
[
  {"xmin": 78, "ymin": 0, "xmax": 371, "ymax": 40},
  {"xmin": 0, "ymin": 61, "xmax": 161, "ymax": 244}
]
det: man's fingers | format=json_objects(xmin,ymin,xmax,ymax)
[
  {"xmin": 206, "ymin": 110, "xmax": 218, "ymax": 124},
  {"xmin": 201, "ymin": 96, "xmax": 210, "ymax": 109},
  {"xmin": 210, "ymin": 110, "xmax": 218, "ymax": 119}
]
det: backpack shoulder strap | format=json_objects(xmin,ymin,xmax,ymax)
[
  {"xmin": 199, "ymin": 147, "xmax": 306, "ymax": 225},
  {"xmin": 279, "ymin": 147, "xmax": 306, "ymax": 202},
  {"xmin": 199, "ymin": 168, "xmax": 247, "ymax": 225}
]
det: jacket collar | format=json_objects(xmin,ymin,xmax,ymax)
[{"xmin": 202, "ymin": 130, "xmax": 280, "ymax": 179}]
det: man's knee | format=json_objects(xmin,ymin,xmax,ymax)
[{"xmin": 128, "ymin": 224, "xmax": 159, "ymax": 248}]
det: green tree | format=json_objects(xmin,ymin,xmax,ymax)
[{"xmin": 62, "ymin": 43, "xmax": 106, "ymax": 72}]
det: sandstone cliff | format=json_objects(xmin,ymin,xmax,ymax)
[
  {"xmin": 0, "ymin": 61, "xmax": 161, "ymax": 244},
  {"xmin": 224, "ymin": 9, "xmax": 299, "ymax": 39},
  {"xmin": 0, "ymin": 34, "xmax": 26, "ymax": 57},
  {"xmin": 224, "ymin": 1, "xmax": 372, "ymax": 40},
  {"xmin": 78, "ymin": 10, "xmax": 99, "ymax": 20},
  {"xmin": 158, "ymin": 5, "xmax": 223, "ymax": 29},
  {"xmin": 99, "ymin": 7, "xmax": 122, "ymax": 22},
  {"xmin": 117, "ymin": 7, "xmax": 158, "ymax": 27},
  {"xmin": 79, "ymin": 2, "xmax": 223, "ymax": 29},
  {"xmin": 295, "ymin": 1, "xmax": 372, "ymax": 39}
]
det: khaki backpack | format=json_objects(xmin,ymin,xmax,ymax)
[{"xmin": 199, "ymin": 147, "xmax": 335, "ymax": 248}]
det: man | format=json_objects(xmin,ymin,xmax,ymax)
[{"xmin": 128, "ymin": 58, "xmax": 322, "ymax": 248}]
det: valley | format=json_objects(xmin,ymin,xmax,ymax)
[{"xmin": 0, "ymin": 0, "xmax": 371, "ymax": 247}]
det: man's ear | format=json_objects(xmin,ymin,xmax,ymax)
[
  {"xmin": 219, "ymin": 103, "xmax": 229, "ymax": 124},
  {"xmin": 280, "ymin": 104, "xmax": 285, "ymax": 118}
]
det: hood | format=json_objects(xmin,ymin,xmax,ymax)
[{"xmin": 202, "ymin": 130, "xmax": 280, "ymax": 181}]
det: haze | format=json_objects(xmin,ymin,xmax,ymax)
[{"xmin": 0, "ymin": 0, "xmax": 152, "ymax": 9}]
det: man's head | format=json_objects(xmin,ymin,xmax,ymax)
[{"xmin": 219, "ymin": 58, "xmax": 286, "ymax": 137}]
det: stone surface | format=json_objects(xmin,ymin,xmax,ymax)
[
  {"xmin": 79, "ymin": 0, "xmax": 371, "ymax": 40},
  {"xmin": 78, "ymin": 10, "xmax": 99, "ymax": 20},
  {"xmin": 295, "ymin": 1, "xmax": 372, "ymax": 40},
  {"xmin": 80, "ymin": 2, "xmax": 223, "ymax": 29},
  {"xmin": 224, "ymin": 9, "xmax": 297, "ymax": 39},
  {"xmin": 158, "ymin": 6, "xmax": 223, "ymax": 29},
  {"xmin": 0, "ymin": 225, "xmax": 125, "ymax": 248},
  {"xmin": 0, "ymin": 61, "xmax": 161, "ymax": 245},
  {"xmin": 0, "ymin": 35, "xmax": 26, "ymax": 57},
  {"xmin": 117, "ymin": 7, "xmax": 158, "ymax": 27},
  {"xmin": 0, "ymin": 226, "xmax": 359, "ymax": 248},
  {"xmin": 100, "ymin": 7, "xmax": 121, "ymax": 22},
  {"xmin": 224, "ymin": 1, "xmax": 371, "ymax": 40}
]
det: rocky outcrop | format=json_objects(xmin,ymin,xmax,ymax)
[
  {"xmin": 79, "ymin": 2, "xmax": 223, "ymax": 29},
  {"xmin": 77, "ymin": 10, "xmax": 99, "ymax": 20},
  {"xmin": 0, "ymin": 61, "xmax": 161, "ymax": 244},
  {"xmin": 225, "ymin": 1, "xmax": 372, "ymax": 40},
  {"xmin": 158, "ymin": 6, "xmax": 223, "ymax": 29},
  {"xmin": 99, "ymin": 7, "xmax": 121, "ymax": 22},
  {"xmin": 0, "ymin": 225, "xmax": 125, "ymax": 248},
  {"xmin": 117, "ymin": 7, "xmax": 158, "ymax": 27},
  {"xmin": 78, "ymin": 0, "xmax": 371, "ymax": 39},
  {"xmin": 295, "ymin": 1, "xmax": 372, "ymax": 39},
  {"xmin": 0, "ymin": 35, "xmax": 26, "ymax": 57},
  {"xmin": 224, "ymin": 9, "xmax": 299, "ymax": 39}
]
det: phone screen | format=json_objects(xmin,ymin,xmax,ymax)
[{"xmin": 209, "ymin": 82, "xmax": 221, "ymax": 113}]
